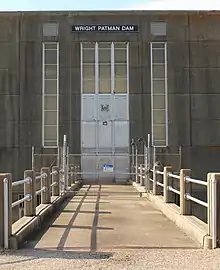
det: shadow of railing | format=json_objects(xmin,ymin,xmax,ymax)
[{"xmin": 22, "ymin": 184, "xmax": 114, "ymax": 253}]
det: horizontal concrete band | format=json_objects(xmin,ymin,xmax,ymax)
[
  {"xmin": 9, "ymin": 182, "xmax": 82, "ymax": 249},
  {"xmin": 133, "ymin": 182, "xmax": 212, "ymax": 249}
]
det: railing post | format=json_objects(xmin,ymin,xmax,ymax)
[
  {"xmin": 180, "ymin": 169, "xmax": 192, "ymax": 215},
  {"xmin": 41, "ymin": 167, "xmax": 51, "ymax": 204},
  {"xmin": 66, "ymin": 145, "xmax": 69, "ymax": 188},
  {"xmin": 24, "ymin": 170, "xmax": 36, "ymax": 216},
  {"xmin": 131, "ymin": 139, "xmax": 135, "ymax": 182},
  {"xmin": 163, "ymin": 166, "xmax": 173, "ymax": 203},
  {"xmin": 135, "ymin": 148, "xmax": 138, "ymax": 183},
  {"xmin": 52, "ymin": 166, "xmax": 59, "ymax": 196},
  {"xmin": 153, "ymin": 164, "xmax": 160, "ymax": 195},
  {"xmin": 207, "ymin": 173, "xmax": 220, "ymax": 249},
  {"xmin": 140, "ymin": 164, "xmax": 144, "ymax": 186},
  {"xmin": 62, "ymin": 134, "xmax": 68, "ymax": 191},
  {"xmin": 147, "ymin": 133, "xmax": 151, "ymax": 170},
  {"xmin": 57, "ymin": 146, "xmax": 60, "ymax": 167},
  {"xmin": 141, "ymin": 165, "xmax": 146, "ymax": 186},
  {"xmin": 31, "ymin": 146, "xmax": 35, "ymax": 171},
  {"xmin": 0, "ymin": 173, "xmax": 12, "ymax": 249},
  {"xmin": 207, "ymin": 173, "xmax": 212, "ymax": 237},
  {"xmin": 146, "ymin": 168, "xmax": 151, "ymax": 192},
  {"xmin": 136, "ymin": 165, "xmax": 140, "ymax": 184},
  {"xmin": 73, "ymin": 165, "xmax": 77, "ymax": 182},
  {"xmin": 69, "ymin": 165, "xmax": 75, "ymax": 186},
  {"xmin": 75, "ymin": 165, "xmax": 81, "ymax": 181}
]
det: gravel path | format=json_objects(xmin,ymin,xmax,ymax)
[{"xmin": 0, "ymin": 248, "xmax": 220, "ymax": 270}]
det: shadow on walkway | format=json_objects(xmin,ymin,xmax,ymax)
[{"xmin": 23, "ymin": 184, "xmax": 113, "ymax": 254}]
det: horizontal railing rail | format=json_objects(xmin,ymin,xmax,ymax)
[
  {"xmin": 12, "ymin": 177, "xmax": 32, "ymax": 187},
  {"xmin": 12, "ymin": 194, "xmax": 32, "ymax": 208},
  {"xmin": 168, "ymin": 186, "xmax": 180, "ymax": 195},
  {"xmin": 183, "ymin": 176, "xmax": 208, "ymax": 207},
  {"xmin": 36, "ymin": 186, "xmax": 47, "ymax": 196},
  {"xmin": 185, "ymin": 176, "xmax": 207, "ymax": 186},
  {"xmin": 168, "ymin": 172, "xmax": 180, "ymax": 180},
  {"xmin": 156, "ymin": 170, "xmax": 164, "ymax": 176},
  {"xmin": 185, "ymin": 193, "xmax": 208, "ymax": 208},
  {"xmin": 35, "ymin": 173, "xmax": 47, "ymax": 180},
  {"xmin": 157, "ymin": 181, "xmax": 164, "ymax": 188}
]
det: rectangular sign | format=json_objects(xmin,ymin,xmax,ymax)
[
  {"xmin": 72, "ymin": 25, "xmax": 138, "ymax": 32},
  {"xmin": 103, "ymin": 164, "xmax": 114, "ymax": 172}
]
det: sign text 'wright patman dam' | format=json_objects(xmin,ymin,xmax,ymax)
[{"xmin": 72, "ymin": 24, "xmax": 138, "ymax": 32}]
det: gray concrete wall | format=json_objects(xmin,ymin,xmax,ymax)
[
  {"xmin": 188, "ymin": 14, "xmax": 220, "ymax": 179},
  {"xmin": 0, "ymin": 11, "xmax": 220, "ymax": 180}
]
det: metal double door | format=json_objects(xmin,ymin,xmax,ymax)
[{"xmin": 81, "ymin": 94, "xmax": 129, "ymax": 183}]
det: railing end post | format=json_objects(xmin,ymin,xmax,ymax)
[
  {"xmin": 0, "ymin": 173, "xmax": 12, "ymax": 249},
  {"xmin": 207, "ymin": 172, "xmax": 220, "ymax": 248}
]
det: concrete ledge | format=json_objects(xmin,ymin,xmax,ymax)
[
  {"xmin": 9, "ymin": 181, "xmax": 82, "ymax": 249},
  {"xmin": 133, "ymin": 182, "xmax": 212, "ymax": 249}
]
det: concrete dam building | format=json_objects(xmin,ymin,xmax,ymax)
[{"xmin": 0, "ymin": 10, "xmax": 220, "ymax": 183}]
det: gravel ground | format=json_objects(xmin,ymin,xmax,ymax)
[{"xmin": 0, "ymin": 248, "xmax": 220, "ymax": 270}]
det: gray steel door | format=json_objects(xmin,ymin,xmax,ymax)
[{"xmin": 80, "ymin": 42, "xmax": 129, "ymax": 183}]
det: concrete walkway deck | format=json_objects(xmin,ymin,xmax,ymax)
[{"xmin": 25, "ymin": 184, "xmax": 197, "ymax": 252}]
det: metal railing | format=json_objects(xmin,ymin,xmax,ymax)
[
  {"xmin": 183, "ymin": 176, "xmax": 208, "ymax": 208},
  {"xmin": 166, "ymin": 172, "xmax": 208, "ymax": 208},
  {"xmin": 166, "ymin": 172, "xmax": 181, "ymax": 197},
  {"xmin": 0, "ymin": 134, "xmax": 84, "ymax": 249},
  {"xmin": 2, "ymin": 163, "xmax": 80, "ymax": 249},
  {"xmin": 139, "ymin": 166, "xmax": 208, "ymax": 209},
  {"xmin": 136, "ymin": 164, "xmax": 219, "ymax": 248},
  {"xmin": 3, "ymin": 170, "xmax": 50, "ymax": 249}
]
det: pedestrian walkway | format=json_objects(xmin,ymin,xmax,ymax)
[{"xmin": 24, "ymin": 184, "xmax": 197, "ymax": 252}]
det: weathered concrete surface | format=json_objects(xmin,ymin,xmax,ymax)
[
  {"xmin": 25, "ymin": 184, "xmax": 197, "ymax": 251},
  {"xmin": 133, "ymin": 183, "xmax": 211, "ymax": 249}
]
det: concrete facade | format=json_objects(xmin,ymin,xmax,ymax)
[{"xmin": 0, "ymin": 11, "xmax": 220, "ymax": 180}]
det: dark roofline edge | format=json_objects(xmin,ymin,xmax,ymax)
[{"xmin": 0, "ymin": 10, "xmax": 220, "ymax": 16}]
